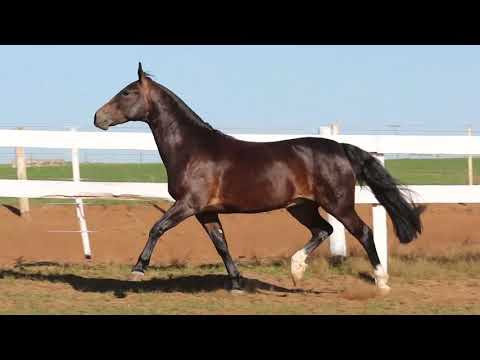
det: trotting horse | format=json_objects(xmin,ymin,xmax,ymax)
[{"xmin": 94, "ymin": 63, "xmax": 424, "ymax": 294}]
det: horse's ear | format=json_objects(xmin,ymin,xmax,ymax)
[{"xmin": 138, "ymin": 62, "xmax": 145, "ymax": 83}]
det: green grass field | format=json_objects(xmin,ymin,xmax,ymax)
[
  {"xmin": 0, "ymin": 157, "xmax": 478, "ymax": 205},
  {"xmin": 386, "ymin": 157, "xmax": 480, "ymax": 185},
  {"xmin": 0, "ymin": 163, "xmax": 168, "ymax": 182}
]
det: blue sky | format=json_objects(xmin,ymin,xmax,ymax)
[{"xmin": 1, "ymin": 45, "xmax": 479, "ymax": 135}]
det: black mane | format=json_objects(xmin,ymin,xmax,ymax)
[{"xmin": 149, "ymin": 77, "xmax": 225, "ymax": 134}]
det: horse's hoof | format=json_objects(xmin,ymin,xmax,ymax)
[
  {"xmin": 230, "ymin": 289, "xmax": 245, "ymax": 295},
  {"xmin": 129, "ymin": 271, "xmax": 145, "ymax": 282},
  {"xmin": 377, "ymin": 285, "xmax": 391, "ymax": 296},
  {"xmin": 290, "ymin": 269, "xmax": 307, "ymax": 288}
]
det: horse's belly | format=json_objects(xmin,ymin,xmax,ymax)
[{"xmin": 211, "ymin": 174, "xmax": 311, "ymax": 212}]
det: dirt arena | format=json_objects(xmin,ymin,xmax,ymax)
[
  {"xmin": 1, "ymin": 202, "xmax": 479, "ymax": 266},
  {"xmin": 1, "ymin": 202, "xmax": 479, "ymax": 314}
]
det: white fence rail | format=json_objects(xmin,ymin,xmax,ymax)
[
  {"xmin": 3, "ymin": 180, "xmax": 480, "ymax": 204},
  {"xmin": 1, "ymin": 129, "xmax": 480, "ymax": 270},
  {"xmin": 1, "ymin": 129, "xmax": 479, "ymax": 154}
]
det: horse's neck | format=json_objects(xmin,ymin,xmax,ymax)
[{"xmin": 147, "ymin": 99, "xmax": 214, "ymax": 179}]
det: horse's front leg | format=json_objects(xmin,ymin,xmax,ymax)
[
  {"xmin": 130, "ymin": 200, "xmax": 195, "ymax": 280},
  {"xmin": 196, "ymin": 212, "xmax": 243, "ymax": 293}
]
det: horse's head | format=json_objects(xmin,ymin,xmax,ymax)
[{"xmin": 94, "ymin": 62, "xmax": 152, "ymax": 130}]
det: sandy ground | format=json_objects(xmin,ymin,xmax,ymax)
[{"xmin": 1, "ymin": 202, "xmax": 480, "ymax": 266}]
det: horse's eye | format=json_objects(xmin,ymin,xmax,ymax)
[{"xmin": 122, "ymin": 91, "xmax": 129, "ymax": 96}]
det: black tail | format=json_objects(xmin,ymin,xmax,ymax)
[{"xmin": 342, "ymin": 143, "xmax": 425, "ymax": 244}]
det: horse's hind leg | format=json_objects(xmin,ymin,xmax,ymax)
[
  {"xmin": 196, "ymin": 212, "xmax": 243, "ymax": 293},
  {"xmin": 287, "ymin": 201, "xmax": 333, "ymax": 286},
  {"xmin": 323, "ymin": 202, "xmax": 390, "ymax": 293}
]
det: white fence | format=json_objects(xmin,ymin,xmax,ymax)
[{"xmin": 1, "ymin": 129, "xmax": 480, "ymax": 271}]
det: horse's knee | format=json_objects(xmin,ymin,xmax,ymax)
[{"xmin": 149, "ymin": 223, "xmax": 166, "ymax": 239}]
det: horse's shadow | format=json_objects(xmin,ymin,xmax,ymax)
[{"xmin": 0, "ymin": 264, "xmax": 336, "ymax": 298}]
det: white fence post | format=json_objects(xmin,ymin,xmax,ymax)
[
  {"xmin": 15, "ymin": 129, "xmax": 30, "ymax": 218},
  {"xmin": 319, "ymin": 124, "xmax": 347, "ymax": 258},
  {"xmin": 327, "ymin": 214, "xmax": 347, "ymax": 257},
  {"xmin": 468, "ymin": 127, "xmax": 474, "ymax": 185},
  {"xmin": 71, "ymin": 129, "xmax": 92, "ymax": 260},
  {"xmin": 372, "ymin": 153, "xmax": 388, "ymax": 272}
]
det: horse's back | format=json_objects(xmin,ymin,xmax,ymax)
[{"xmin": 217, "ymin": 135, "xmax": 344, "ymax": 160}]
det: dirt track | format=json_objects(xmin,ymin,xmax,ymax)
[{"xmin": 1, "ymin": 202, "xmax": 480, "ymax": 266}]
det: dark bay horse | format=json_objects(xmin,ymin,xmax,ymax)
[{"xmin": 94, "ymin": 63, "xmax": 424, "ymax": 294}]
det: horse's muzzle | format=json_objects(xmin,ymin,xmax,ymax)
[{"xmin": 94, "ymin": 111, "xmax": 110, "ymax": 130}]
